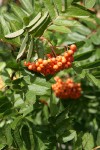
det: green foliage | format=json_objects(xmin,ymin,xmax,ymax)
[{"xmin": 0, "ymin": 0, "xmax": 100, "ymax": 150}]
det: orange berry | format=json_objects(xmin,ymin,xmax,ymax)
[
  {"xmin": 51, "ymin": 57, "xmax": 56, "ymax": 62},
  {"xmin": 67, "ymin": 62, "xmax": 71, "ymax": 67},
  {"xmin": 24, "ymin": 62, "xmax": 31, "ymax": 67},
  {"xmin": 37, "ymin": 67, "xmax": 41, "ymax": 71},
  {"xmin": 57, "ymin": 62, "xmax": 62, "ymax": 67},
  {"xmin": 36, "ymin": 62, "xmax": 39, "ymax": 67},
  {"xmin": 43, "ymin": 60, "xmax": 48, "ymax": 65},
  {"xmin": 61, "ymin": 57, "xmax": 66, "ymax": 63},
  {"xmin": 77, "ymin": 83, "xmax": 81, "ymax": 87},
  {"xmin": 68, "ymin": 50, "xmax": 74, "ymax": 56},
  {"xmin": 28, "ymin": 64, "xmax": 33, "ymax": 70},
  {"xmin": 70, "ymin": 44, "xmax": 77, "ymax": 52},
  {"xmin": 64, "ymin": 52, "xmax": 68, "ymax": 58},
  {"xmin": 56, "ymin": 56, "xmax": 62, "ymax": 61},
  {"xmin": 38, "ymin": 58, "xmax": 43, "ymax": 64},
  {"xmin": 39, "ymin": 64, "xmax": 44, "ymax": 68},
  {"xmin": 53, "ymin": 65, "xmax": 58, "ymax": 70},
  {"xmin": 24, "ymin": 61, "xmax": 27, "ymax": 66}
]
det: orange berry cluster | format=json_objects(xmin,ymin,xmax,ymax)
[
  {"xmin": 24, "ymin": 44, "xmax": 77, "ymax": 76},
  {"xmin": 52, "ymin": 76, "xmax": 82, "ymax": 99}
]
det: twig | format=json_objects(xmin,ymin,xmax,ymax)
[
  {"xmin": 92, "ymin": 146, "xmax": 100, "ymax": 150},
  {"xmin": 39, "ymin": 36, "xmax": 57, "ymax": 57}
]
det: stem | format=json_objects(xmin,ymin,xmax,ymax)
[
  {"xmin": 92, "ymin": 146, "xmax": 100, "ymax": 150},
  {"xmin": 39, "ymin": 36, "xmax": 57, "ymax": 57}
]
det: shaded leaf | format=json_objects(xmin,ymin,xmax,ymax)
[
  {"xmin": 29, "ymin": 12, "xmax": 49, "ymax": 33},
  {"xmin": 27, "ymin": 38, "xmax": 33, "ymax": 61},
  {"xmin": 86, "ymin": 73, "xmax": 100, "ymax": 88},
  {"xmin": 96, "ymin": 129, "xmax": 100, "ymax": 146},
  {"xmin": 81, "ymin": 60, "xmax": 100, "ymax": 69},
  {"xmin": 17, "ymin": 33, "xmax": 28, "ymax": 60},
  {"xmin": 14, "ymin": 127, "xmax": 26, "ymax": 150},
  {"xmin": 27, "ymin": 12, "xmax": 41, "ymax": 28},
  {"xmin": 5, "ymin": 125, "xmax": 13, "ymax": 146},
  {"xmin": 74, "ymin": 50, "xmax": 94, "ymax": 61}
]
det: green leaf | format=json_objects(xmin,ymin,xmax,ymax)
[
  {"xmin": 19, "ymin": 0, "xmax": 33, "ymax": 14},
  {"xmin": 53, "ymin": 19, "xmax": 79, "ymax": 26},
  {"xmin": 86, "ymin": 73, "xmax": 100, "ymax": 88},
  {"xmin": 34, "ymin": 14, "xmax": 51, "ymax": 37},
  {"xmin": 21, "ymin": 124, "xmax": 32, "ymax": 150},
  {"xmin": 17, "ymin": 33, "xmax": 28, "ymax": 60},
  {"xmin": 33, "ymin": 76, "xmax": 51, "ymax": 88},
  {"xmin": 72, "ymin": 24, "xmax": 91, "ymax": 35},
  {"xmin": 91, "ymin": 34, "xmax": 100, "ymax": 45},
  {"xmin": 4, "ymin": 13, "xmax": 21, "ymax": 22},
  {"xmin": 14, "ymin": 127, "xmax": 26, "ymax": 150},
  {"xmin": 0, "ymin": 16, "xmax": 10, "ymax": 35},
  {"xmin": 55, "ymin": 108, "xmax": 69, "ymax": 125},
  {"xmin": 50, "ymin": 91, "xmax": 59, "ymax": 116},
  {"xmin": 28, "ymin": 84, "xmax": 49, "ymax": 95},
  {"xmin": 11, "ymin": 116, "xmax": 23, "ymax": 130},
  {"xmin": 84, "ymin": 0, "xmax": 96, "ymax": 9},
  {"xmin": 72, "ymin": 63, "xmax": 86, "ymax": 78},
  {"xmin": 26, "ymin": 12, "xmax": 41, "ymax": 28},
  {"xmin": 82, "ymin": 133, "xmax": 94, "ymax": 150},
  {"xmin": 53, "ymin": 0, "xmax": 62, "ymax": 13},
  {"xmin": 74, "ymin": 132, "xmax": 83, "ymax": 150},
  {"xmin": 5, "ymin": 29, "xmax": 24, "ymax": 38},
  {"xmin": 10, "ymin": 3, "xmax": 28, "ymax": 21},
  {"xmin": 62, "ymin": 130, "xmax": 77, "ymax": 143},
  {"xmin": 74, "ymin": 50, "xmax": 94, "ymax": 61},
  {"xmin": 81, "ymin": 60, "xmax": 100, "ymax": 69},
  {"xmin": 62, "ymin": 6, "xmax": 91, "ymax": 18},
  {"xmin": 43, "ymin": 0, "xmax": 57, "ymax": 19},
  {"xmin": 96, "ymin": 129, "xmax": 100, "ymax": 146},
  {"xmin": 36, "ymin": 40, "xmax": 44, "ymax": 59},
  {"xmin": 67, "ymin": 32, "xmax": 86, "ymax": 42},
  {"xmin": 5, "ymin": 125, "xmax": 13, "ymax": 146},
  {"xmin": 0, "ymin": 96, "xmax": 12, "ymax": 114},
  {"xmin": 35, "ymin": 135, "xmax": 47, "ymax": 150},
  {"xmin": 0, "ymin": 130, "xmax": 6, "ymax": 149},
  {"xmin": 26, "ymin": 91, "xmax": 36, "ymax": 105},
  {"xmin": 27, "ymin": 38, "xmax": 33, "ymax": 61},
  {"xmin": 48, "ymin": 25, "xmax": 71, "ymax": 33},
  {"xmin": 29, "ymin": 12, "xmax": 49, "ymax": 33}
]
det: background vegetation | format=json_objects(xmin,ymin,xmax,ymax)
[{"xmin": 0, "ymin": 0, "xmax": 100, "ymax": 149}]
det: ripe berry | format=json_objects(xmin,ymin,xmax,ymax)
[
  {"xmin": 67, "ymin": 50, "xmax": 74, "ymax": 55},
  {"xmin": 24, "ymin": 44, "xmax": 77, "ymax": 76},
  {"xmin": 52, "ymin": 76, "xmax": 82, "ymax": 99},
  {"xmin": 37, "ymin": 67, "xmax": 41, "ymax": 71},
  {"xmin": 28, "ymin": 65, "xmax": 33, "ymax": 70},
  {"xmin": 38, "ymin": 58, "xmax": 43, "ymax": 64},
  {"xmin": 53, "ymin": 65, "xmax": 58, "ymax": 70},
  {"xmin": 43, "ymin": 60, "xmax": 48, "ymax": 65},
  {"xmin": 70, "ymin": 44, "xmax": 77, "ymax": 52}
]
